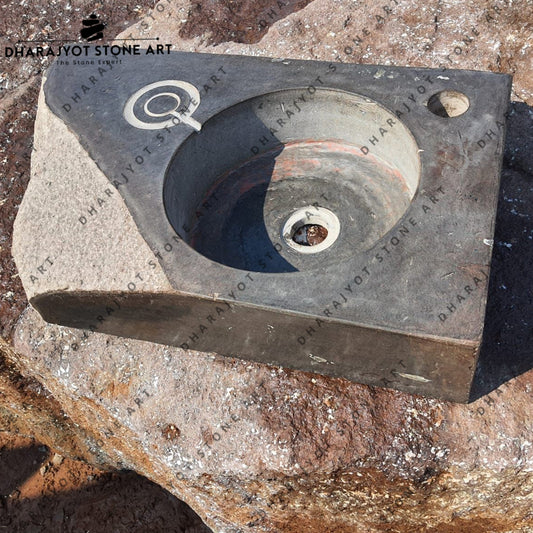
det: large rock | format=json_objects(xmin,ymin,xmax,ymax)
[
  {"xmin": 9, "ymin": 0, "xmax": 533, "ymax": 531},
  {"xmin": 12, "ymin": 305, "xmax": 533, "ymax": 532}
]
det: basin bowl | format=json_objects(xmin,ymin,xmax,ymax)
[{"xmin": 164, "ymin": 89, "xmax": 420, "ymax": 272}]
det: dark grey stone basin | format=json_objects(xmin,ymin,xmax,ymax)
[{"xmin": 35, "ymin": 50, "xmax": 511, "ymax": 402}]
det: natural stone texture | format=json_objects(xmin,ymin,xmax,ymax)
[
  {"xmin": 12, "ymin": 306, "xmax": 533, "ymax": 532},
  {"xmin": 0, "ymin": 338, "xmax": 98, "ymax": 464},
  {"xmin": 8, "ymin": 0, "xmax": 533, "ymax": 531},
  {"xmin": 0, "ymin": 1, "xmax": 212, "ymax": 530},
  {"xmin": 0, "ymin": 0, "xmax": 160, "ymax": 341},
  {"xmin": 11, "ymin": 84, "xmax": 172, "ymax": 302}
]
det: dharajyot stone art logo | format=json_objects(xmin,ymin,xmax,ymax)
[
  {"xmin": 80, "ymin": 14, "xmax": 106, "ymax": 42},
  {"xmin": 3, "ymin": 12, "xmax": 171, "ymax": 58}
]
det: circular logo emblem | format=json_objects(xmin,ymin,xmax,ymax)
[{"xmin": 123, "ymin": 80, "xmax": 201, "ymax": 131}]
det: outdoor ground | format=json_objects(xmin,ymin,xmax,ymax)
[{"xmin": 0, "ymin": 433, "xmax": 210, "ymax": 532}]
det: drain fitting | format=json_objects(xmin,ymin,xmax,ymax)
[{"xmin": 282, "ymin": 206, "xmax": 340, "ymax": 254}]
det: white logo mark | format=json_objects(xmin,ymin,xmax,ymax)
[{"xmin": 123, "ymin": 80, "xmax": 201, "ymax": 132}]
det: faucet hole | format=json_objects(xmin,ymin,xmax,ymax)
[{"xmin": 427, "ymin": 90, "xmax": 469, "ymax": 117}]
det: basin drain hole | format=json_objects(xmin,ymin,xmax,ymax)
[
  {"xmin": 282, "ymin": 207, "xmax": 340, "ymax": 254},
  {"xmin": 427, "ymin": 90, "xmax": 469, "ymax": 118},
  {"xmin": 293, "ymin": 224, "xmax": 328, "ymax": 246}
]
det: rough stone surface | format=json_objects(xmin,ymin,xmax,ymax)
[
  {"xmin": 6, "ymin": 0, "xmax": 533, "ymax": 531},
  {"xmin": 0, "ymin": 0, "xmax": 162, "ymax": 340},
  {"xmin": 12, "ymin": 304, "xmax": 533, "ymax": 532},
  {"xmin": 12, "ymin": 84, "xmax": 172, "ymax": 301},
  {"xmin": 0, "ymin": 337, "xmax": 108, "ymax": 467}
]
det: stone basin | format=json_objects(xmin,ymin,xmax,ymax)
[{"xmin": 13, "ymin": 50, "xmax": 511, "ymax": 401}]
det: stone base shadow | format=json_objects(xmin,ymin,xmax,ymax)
[{"xmin": 471, "ymin": 101, "xmax": 533, "ymax": 401}]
